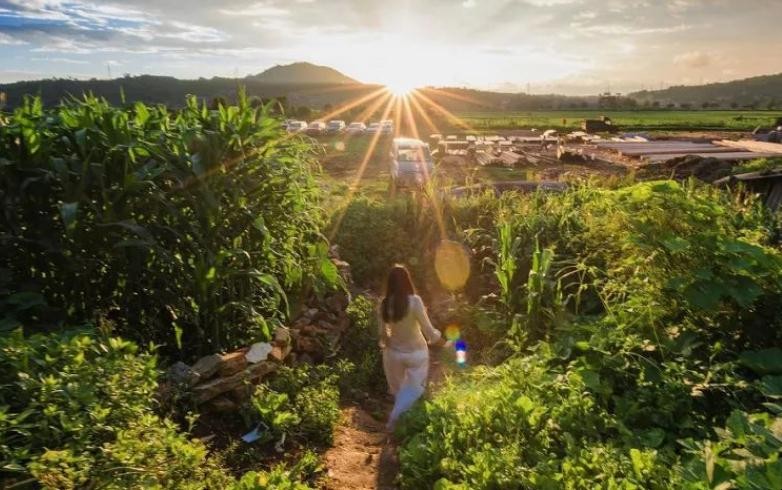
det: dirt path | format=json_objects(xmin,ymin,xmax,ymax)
[{"xmin": 322, "ymin": 352, "xmax": 446, "ymax": 489}]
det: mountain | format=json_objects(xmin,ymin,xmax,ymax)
[
  {"xmin": 247, "ymin": 62, "xmax": 358, "ymax": 84},
  {"xmin": 630, "ymin": 73, "xmax": 782, "ymax": 108}
]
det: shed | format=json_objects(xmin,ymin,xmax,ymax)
[
  {"xmin": 714, "ymin": 168, "xmax": 782, "ymax": 211},
  {"xmin": 582, "ymin": 118, "xmax": 617, "ymax": 133}
]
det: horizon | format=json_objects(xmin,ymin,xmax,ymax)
[{"xmin": 1, "ymin": 1, "xmax": 782, "ymax": 95}]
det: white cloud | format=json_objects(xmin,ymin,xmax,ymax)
[
  {"xmin": 674, "ymin": 50, "xmax": 712, "ymax": 68},
  {"xmin": 0, "ymin": 33, "xmax": 27, "ymax": 45},
  {"xmin": 462, "ymin": 0, "xmax": 477, "ymax": 8}
]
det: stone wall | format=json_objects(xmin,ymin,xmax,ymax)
[{"xmin": 164, "ymin": 253, "xmax": 353, "ymax": 414}]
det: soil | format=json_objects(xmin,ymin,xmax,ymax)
[{"xmin": 322, "ymin": 352, "xmax": 447, "ymax": 489}]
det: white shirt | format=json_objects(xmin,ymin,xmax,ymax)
[{"xmin": 378, "ymin": 294, "xmax": 441, "ymax": 352}]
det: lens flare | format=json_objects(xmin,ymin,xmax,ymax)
[
  {"xmin": 454, "ymin": 339, "xmax": 467, "ymax": 367},
  {"xmin": 435, "ymin": 240, "xmax": 471, "ymax": 292},
  {"xmin": 445, "ymin": 324, "xmax": 461, "ymax": 341}
]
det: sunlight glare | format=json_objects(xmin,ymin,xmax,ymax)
[{"xmin": 386, "ymin": 79, "xmax": 416, "ymax": 97}]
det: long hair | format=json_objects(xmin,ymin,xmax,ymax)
[{"xmin": 381, "ymin": 264, "xmax": 416, "ymax": 323}]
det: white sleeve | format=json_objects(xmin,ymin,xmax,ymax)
[
  {"xmin": 413, "ymin": 295, "xmax": 441, "ymax": 344},
  {"xmin": 377, "ymin": 305, "xmax": 388, "ymax": 347}
]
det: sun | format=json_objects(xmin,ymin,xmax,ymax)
[{"xmin": 386, "ymin": 79, "xmax": 417, "ymax": 97}]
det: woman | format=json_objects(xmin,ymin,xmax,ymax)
[{"xmin": 378, "ymin": 264, "xmax": 447, "ymax": 430}]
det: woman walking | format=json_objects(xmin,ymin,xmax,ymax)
[{"xmin": 378, "ymin": 264, "xmax": 447, "ymax": 431}]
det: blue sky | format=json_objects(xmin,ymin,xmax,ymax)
[{"xmin": 1, "ymin": 0, "xmax": 780, "ymax": 95}]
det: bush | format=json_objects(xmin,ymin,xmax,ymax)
[
  {"xmin": 338, "ymin": 294, "xmax": 384, "ymax": 395},
  {"xmin": 250, "ymin": 364, "xmax": 342, "ymax": 447},
  {"xmin": 397, "ymin": 180, "xmax": 782, "ymax": 489},
  {"xmin": 0, "ymin": 329, "xmax": 232, "ymax": 488},
  {"xmin": 0, "ymin": 93, "xmax": 333, "ymax": 359}
]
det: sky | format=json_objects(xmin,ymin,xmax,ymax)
[{"xmin": 1, "ymin": 0, "xmax": 781, "ymax": 95}]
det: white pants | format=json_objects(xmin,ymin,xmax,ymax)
[{"xmin": 383, "ymin": 347, "xmax": 429, "ymax": 428}]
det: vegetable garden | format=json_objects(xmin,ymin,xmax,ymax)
[{"xmin": 2, "ymin": 94, "xmax": 782, "ymax": 489}]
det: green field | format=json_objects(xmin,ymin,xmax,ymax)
[{"xmin": 455, "ymin": 110, "xmax": 782, "ymax": 132}]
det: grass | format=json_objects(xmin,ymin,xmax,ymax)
[{"xmin": 454, "ymin": 110, "xmax": 782, "ymax": 132}]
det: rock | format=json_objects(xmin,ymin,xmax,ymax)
[
  {"xmin": 245, "ymin": 342, "xmax": 273, "ymax": 363},
  {"xmin": 219, "ymin": 351, "xmax": 247, "ymax": 377},
  {"xmin": 317, "ymin": 319, "xmax": 336, "ymax": 331},
  {"xmin": 230, "ymin": 384, "xmax": 253, "ymax": 403},
  {"xmin": 207, "ymin": 396, "xmax": 237, "ymax": 413},
  {"xmin": 334, "ymin": 315, "xmax": 350, "ymax": 332},
  {"xmin": 326, "ymin": 290, "xmax": 350, "ymax": 313},
  {"xmin": 274, "ymin": 327, "xmax": 291, "ymax": 346},
  {"xmin": 293, "ymin": 316, "xmax": 309, "ymax": 328},
  {"xmin": 269, "ymin": 344, "xmax": 290, "ymax": 363},
  {"xmin": 166, "ymin": 361, "xmax": 199, "ymax": 386},
  {"xmin": 191, "ymin": 354, "xmax": 222, "ymax": 380},
  {"xmin": 297, "ymin": 353, "xmax": 314, "ymax": 365},
  {"xmin": 305, "ymin": 308, "xmax": 319, "ymax": 320},
  {"xmin": 302, "ymin": 324, "xmax": 327, "ymax": 336},
  {"xmin": 296, "ymin": 336, "xmax": 320, "ymax": 353},
  {"xmin": 193, "ymin": 361, "xmax": 277, "ymax": 403}
]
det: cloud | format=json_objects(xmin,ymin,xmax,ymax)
[
  {"xmin": 0, "ymin": 32, "xmax": 26, "ymax": 44},
  {"xmin": 674, "ymin": 50, "xmax": 712, "ymax": 68},
  {"xmin": 462, "ymin": 0, "xmax": 477, "ymax": 8}
]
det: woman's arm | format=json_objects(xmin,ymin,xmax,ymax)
[
  {"xmin": 414, "ymin": 296, "xmax": 447, "ymax": 347},
  {"xmin": 377, "ymin": 304, "xmax": 387, "ymax": 349}
]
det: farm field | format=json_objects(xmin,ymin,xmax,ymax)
[
  {"xmin": 3, "ymin": 98, "xmax": 782, "ymax": 490},
  {"xmin": 456, "ymin": 110, "xmax": 782, "ymax": 132}
]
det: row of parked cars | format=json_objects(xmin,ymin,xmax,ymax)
[{"xmin": 285, "ymin": 119, "xmax": 394, "ymax": 136}]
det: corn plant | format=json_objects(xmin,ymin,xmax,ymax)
[{"xmin": 0, "ymin": 92, "xmax": 334, "ymax": 358}]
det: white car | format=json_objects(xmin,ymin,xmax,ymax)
[
  {"xmin": 389, "ymin": 137, "xmax": 434, "ymax": 190},
  {"xmin": 346, "ymin": 122, "xmax": 367, "ymax": 135},
  {"xmin": 366, "ymin": 122, "xmax": 381, "ymax": 134},
  {"xmin": 286, "ymin": 120, "xmax": 307, "ymax": 133},
  {"xmin": 326, "ymin": 120, "xmax": 346, "ymax": 134},
  {"xmin": 306, "ymin": 121, "xmax": 326, "ymax": 136},
  {"xmin": 381, "ymin": 120, "xmax": 394, "ymax": 135}
]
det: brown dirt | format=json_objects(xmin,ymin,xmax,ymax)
[
  {"xmin": 322, "ymin": 351, "xmax": 447, "ymax": 489},
  {"xmin": 322, "ymin": 406, "xmax": 398, "ymax": 490}
]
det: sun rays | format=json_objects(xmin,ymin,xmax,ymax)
[{"xmin": 324, "ymin": 84, "xmax": 484, "ymax": 247}]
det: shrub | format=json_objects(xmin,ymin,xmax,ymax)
[
  {"xmin": 0, "ymin": 329, "xmax": 231, "ymax": 488},
  {"xmin": 0, "ymin": 93, "xmax": 333, "ymax": 359},
  {"xmin": 397, "ymin": 180, "xmax": 782, "ymax": 489},
  {"xmin": 250, "ymin": 364, "xmax": 342, "ymax": 447},
  {"xmin": 338, "ymin": 294, "xmax": 384, "ymax": 395}
]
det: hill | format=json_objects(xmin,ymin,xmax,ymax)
[
  {"xmin": 631, "ymin": 73, "xmax": 782, "ymax": 109},
  {"xmin": 248, "ymin": 62, "xmax": 358, "ymax": 84},
  {"xmin": 0, "ymin": 75, "xmax": 377, "ymax": 110}
]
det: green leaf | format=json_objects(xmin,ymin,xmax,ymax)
[
  {"xmin": 739, "ymin": 349, "xmax": 782, "ymax": 375},
  {"xmin": 759, "ymin": 376, "xmax": 782, "ymax": 399},
  {"xmin": 639, "ymin": 428, "xmax": 666, "ymax": 448},
  {"xmin": 173, "ymin": 323, "xmax": 183, "ymax": 350},
  {"xmin": 514, "ymin": 395, "xmax": 535, "ymax": 414},
  {"xmin": 59, "ymin": 202, "xmax": 79, "ymax": 231},
  {"xmin": 319, "ymin": 258, "xmax": 340, "ymax": 286}
]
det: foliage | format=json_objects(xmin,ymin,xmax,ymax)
[
  {"xmin": 397, "ymin": 180, "xmax": 782, "ymax": 489},
  {"xmin": 230, "ymin": 450, "xmax": 321, "ymax": 490},
  {"xmin": 0, "ymin": 329, "xmax": 232, "ymax": 488},
  {"xmin": 0, "ymin": 94, "xmax": 334, "ymax": 359},
  {"xmin": 249, "ymin": 364, "xmax": 342, "ymax": 447},
  {"xmin": 338, "ymin": 294, "xmax": 384, "ymax": 395}
]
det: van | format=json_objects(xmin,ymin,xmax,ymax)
[{"xmin": 389, "ymin": 137, "xmax": 434, "ymax": 191}]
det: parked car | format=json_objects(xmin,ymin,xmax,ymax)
[
  {"xmin": 366, "ymin": 122, "xmax": 381, "ymax": 135},
  {"xmin": 326, "ymin": 120, "xmax": 346, "ymax": 134},
  {"xmin": 286, "ymin": 120, "xmax": 307, "ymax": 133},
  {"xmin": 306, "ymin": 121, "xmax": 326, "ymax": 135},
  {"xmin": 381, "ymin": 119, "xmax": 394, "ymax": 135},
  {"xmin": 346, "ymin": 122, "xmax": 367, "ymax": 135},
  {"xmin": 389, "ymin": 137, "xmax": 434, "ymax": 192}
]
